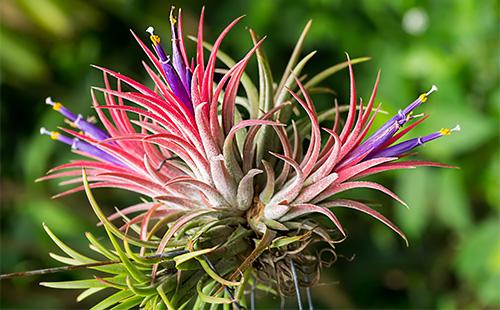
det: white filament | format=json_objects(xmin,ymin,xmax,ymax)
[{"xmin": 426, "ymin": 84, "xmax": 438, "ymax": 96}]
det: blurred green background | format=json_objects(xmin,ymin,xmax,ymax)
[{"xmin": 0, "ymin": 0, "xmax": 498, "ymax": 308}]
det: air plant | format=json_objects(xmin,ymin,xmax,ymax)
[{"xmin": 19, "ymin": 7, "xmax": 458, "ymax": 309}]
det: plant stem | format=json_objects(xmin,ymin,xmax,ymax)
[
  {"xmin": 0, "ymin": 249, "xmax": 189, "ymax": 280},
  {"xmin": 0, "ymin": 260, "xmax": 119, "ymax": 280}
]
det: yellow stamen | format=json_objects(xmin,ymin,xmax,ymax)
[
  {"xmin": 440, "ymin": 124, "xmax": 460, "ymax": 136},
  {"xmin": 439, "ymin": 128, "xmax": 451, "ymax": 135},
  {"xmin": 52, "ymin": 102, "xmax": 63, "ymax": 111},
  {"xmin": 418, "ymin": 85, "xmax": 438, "ymax": 103},
  {"xmin": 418, "ymin": 93, "xmax": 428, "ymax": 103},
  {"xmin": 150, "ymin": 35, "xmax": 160, "ymax": 45},
  {"xmin": 146, "ymin": 26, "xmax": 160, "ymax": 45},
  {"xmin": 170, "ymin": 6, "xmax": 177, "ymax": 25},
  {"xmin": 50, "ymin": 131, "xmax": 60, "ymax": 140}
]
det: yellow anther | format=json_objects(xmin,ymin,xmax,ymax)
[
  {"xmin": 418, "ymin": 85, "xmax": 438, "ymax": 103},
  {"xmin": 150, "ymin": 35, "xmax": 160, "ymax": 45},
  {"xmin": 439, "ymin": 128, "xmax": 451, "ymax": 135},
  {"xmin": 439, "ymin": 125, "xmax": 460, "ymax": 136},
  {"xmin": 52, "ymin": 102, "xmax": 63, "ymax": 111},
  {"xmin": 170, "ymin": 6, "xmax": 177, "ymax": 25},
  {"xmin": 50, "ymin": 131, "xmax": 60, "ymax": 140},
  {"xmin": 146, "ymin": 26, "xmax": 160, "ymax": 45},
  {"xmin": 418, "ymin": 93, "xmax": 428, "ymax": 103}
]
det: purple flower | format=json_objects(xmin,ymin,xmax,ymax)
[
  {"xmin": 370, "ymin": 125, "xmax": 460, "ymax": 158},
  {"xmin": 45, "ymin": 97, "xmax": 110, "ymax": 141},
  {"xmin": 40, "ymin": 127, "xmax": 124, "ymax": 166},
  {"xmin": 145, "ymin": 26, "xmax": 193, "ymax": 113},
  {"xmin": 340, "ymin": 85, "xmax": 438, "ymax": 167},
  {"xmin": 169, "ymin": 8, "xmax": 190, "ymax": 94}
]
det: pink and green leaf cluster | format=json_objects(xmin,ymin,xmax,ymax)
[{"xmin": 38, "ymin": 7, "xmax": 457, "ymax": 308}]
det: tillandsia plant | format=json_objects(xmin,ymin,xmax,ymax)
[{"xmin": 23, "ymin": 7, "xmax": 459, "ymax": 309}]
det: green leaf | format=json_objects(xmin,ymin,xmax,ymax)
[
  {"xmin": 235, "ymin": 269, "xmax": 252, "ymax": 303},
  {"xmin": 90, "ymin": 290, "xmax": 135, "ymax": 310},
  {"xmin": 77, "ymin": 287, "xmax": 107, "ymax": 302},
  {"xmin": 81, "ymin": 168, "xmax": 157, "ymax": 248},
  {"xmin": 193, "ymin": 278, "xmax": 217, "ymax": 309},
  {"xmin": 262, "ymin": 217, "xmax": 289, "ymax": 231},
  {"xmin": 190, "ymin": 218, "xmax": 243, "ymax": 245},
  {"xmin": 47, "ymin": 252, "xmax": 125, "ymax": 274},
  {"xmin": 250, "ymin": 29, "xmax": 276, "ymax": 165},
  {"xmin": 234, "ymin": 108, "xmax": 248, "ymax": 154},
  {"xmin": 197, "ymin": 258, "xmax": 242, "ymax": 287},
  {"xmin": 275, "ymin": 20, "xmax": 313, "ymax": 99},
  {"xmin": 270, "ymin": 232, "xmax": 310, "ymax": 249},
  {"xmin": 223, "ymin": 291, "xmax": 231, "ymax": 310},
  {"xmin": 276, "ymin": 51, "xmax": 317, "ymax": 122},
  {"xmin": 49, "ymin": 253, "xmax": 80, "ymax": 265},
  {"xmin": 43, "ymin": 223, "xmax": 95, "ymax": 263},
  {"xmin": 251, "ymin": 28, "xmax": 274, "ymax": 115},
  {"xmin": 303, "ymin": 57, "xmax": 371, "ymax": 89},
  {"xmin": 125, "ymin": 276, "xmax": 156, "ymax": 296},
  {"xmin": 94, "ymin": 275, "xmax": 128, "ymax": 290},
  {"xmin": 122, "ymin": 237, "xmax": 161, "ymax": 266},
  {"xmin": 174, "ymin": 247, "xmax": 216, "ymax": 269},
  {"xmin": 196, "ymin": 278, "xmax": 232, "ymax": 305},
  {"xmin": 86, "ymin": 232, "xmax": 119, "ymax": 260},
  {"xmin": 82, "ymin": 169, "xmax": 151, "ymax": 282},
  {"xmin": 156, "ymin": 282, "xmax": 176, "ymax": 310},
  {"xmin": 41, "ymin": 278, "xmax": 108, "ymax": 289},
  {"xmin": 110, "ymin": 295, "xmax": 143, "ymax": 310},
  {"xmin": 139, "ymin": 295, "xmax": 157, "ymax": 309},
  {"xmin": 106, "ymin": 229, "xmax": 148, "ymax": 283}
]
